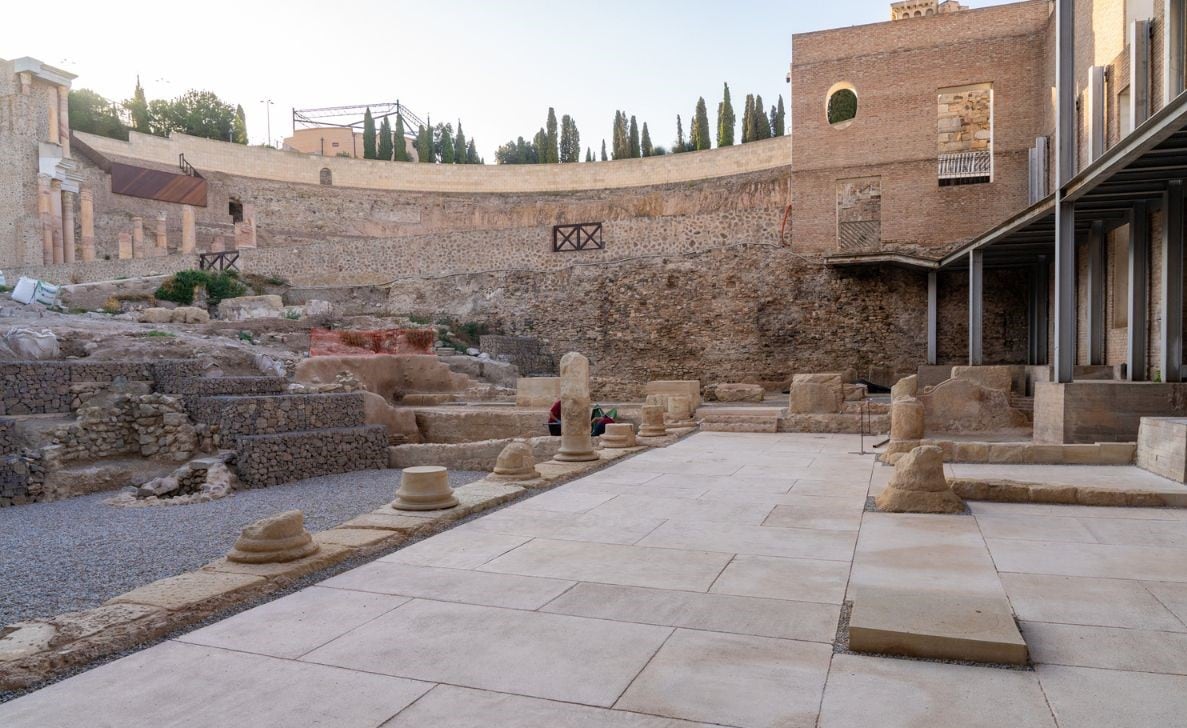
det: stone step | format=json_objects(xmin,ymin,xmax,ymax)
[
  {"xmin": 234, "ymin": 425, "xmax": 389, "ymax": 489},
  {"xmin": 697, "ymin": 407, "xmax": 781, "ymax": 434},
  {"xmin": 187, "ymin": 393, "xmax": 366, "ymax": 440},
  {"xmin": 848, "ymin": 586, "xmax": 1028, "ymax": 665},
  {"xmin": 167, "ymin": 376, "xmax": 288, "ymax": 397}
]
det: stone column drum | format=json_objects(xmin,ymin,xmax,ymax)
[
  {"xmin": 890, "ymin": 397, "xmax": 925, "ymax": 441},
  {"xmin": 640, "ymin": 404, "xmax": 667, "ymax": 437},
  {"xmin": 37, "ymin": 175, "xmax": 52, "ymax": 265},
  {"xmin": 131, "ymin": 217, "xmax": 145, "ymax": 258},
  {"xmin": 79, "ymin": 187, "xmax": 96, "ymax": 262},
  {"xmin": 601, "ymin": 422, "xmax": 637, "ymax": 448},
  {"xmin": 50, "ymin": 180, "xmax": 64, "ymax": 264},
  {"xmin": 181, "ymin": 205, "xmax": 196, "ymax": 254},
  {"xmin": 227, "ymin": 510, "xmax": 319, "ymax": 563},
  {"xmin": 62, "ymin": 190, "xmax": 76, "ymax": 263},
  {"xmin": 155, "ymin": 212, "xmax": 168, "ymax": 255},
  {"xmin": 392, "ymin": 466, "xmax": 458, "ymax": 510},
  {"xmin": 489, "ymin": 440, "xmax": 540, "ymax": 481},
  {"xmin": 555, "ymin": 351, "xmax": 599, "ymax": 462},
  {"xmin": 117, "ymin": 232, "xmax": 133, "ymax": 260}
]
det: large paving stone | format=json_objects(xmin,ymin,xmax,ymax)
[
  {"xmin": 320, "ymin": 561, "xmax": 574, "ymax": 610},
  {"xmin": 848, "ymin": 586, "xmax": 1028, "ymax": 665}
]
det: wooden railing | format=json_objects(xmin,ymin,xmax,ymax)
[
  {"xmin": 199, "ymin": 251, "xmax": 239, "ymax": 272},
  {"xmin": 552, "ymin": 222, "xmax": 604, "ymax": 252}
]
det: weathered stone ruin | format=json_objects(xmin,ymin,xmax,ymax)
[
  {"xmin": 227, "ymin": 510, "xmax": 320, "ymax": 564},
  {"xmin": 554, "ymin": 352, "xmax": 598, "ymax": 463},
  {"xmin": 489, "ymin": 440, "xmax": 541, "ymax": 481},
  {"xmin": 391, "ymin": 465, "xmax": 458, "ymax": 510},
  {"xmin": 875, "ymin": 444, "xmax": 965, "ymax": 513}
]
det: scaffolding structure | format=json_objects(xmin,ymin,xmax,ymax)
[{"xmin": 291, "ymin": 102, "xmax": 425, "ymax": 137}]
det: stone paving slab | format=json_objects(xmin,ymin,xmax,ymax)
[
  {"xmin": 320, "ymin": 560, "xmax": 575, "ymax": 610},
  {"xmin": 1037, "ymin": 664, "xmax": 1187, "ymax": 728}
]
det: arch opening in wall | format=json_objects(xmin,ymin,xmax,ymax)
[
  {"xmin": 228, "ymin": 198, "xmax": 244, "ymax": 223},
  {"xmin": 319, "ymin": 167, "xmax": 333, "ymax": 186},
  {"xmin": 826, "ymin": 84, "xmax": 858, "ymax": 129}
]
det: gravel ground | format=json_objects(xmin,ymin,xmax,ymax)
[{"xmin": 0, "ymin": 469, "xmax": 486, "ymax": 627}]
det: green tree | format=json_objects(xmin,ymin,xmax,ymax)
[
  {"xmin": 146, "ymin": 90, "xmax": 238, "ymax": 142},
  {"xmin": 455, "ymin": 122, "xmax": 467, "ymax": 164},
  {"xmin": 559, "ymin": 114, "xmax": 580, "ymax": 163},
  {"xmin": 378, "ymin": 115, "xmax": 393, "ymax": 160},
  {"xmin": 641, "ymin": 122, "xmax": 653, "ymax": 157},
  {"xmin": 125, "ymin": 76, "xmax": 150, "ymax": 133},
  {"xmin": 629, "ymin": 115, "xmax": 640, "ymax": 158},
  {"xmin": 466, "ymin": 139, "xmax": 480, "ymax": 164},
  {"xmin": 585, "ymin": 147, "xmax": 593, "ymax": 162},
  {"xmin": 675, "ymin": 114, "xmax": 685, "ymax": 152},
  {"xmin": 693, "ymin": 97, "xmax": 711, "ymax": 150},
  {"xmin": 545, "ymin": 107, "xmax": 559, "ymax": 163},
  {"xmin": 601, "ymin": 139, "xmax": 608, "ymax": 161},
  {"xmin": 393, "ymin": 114, "xmax": 409, "ymax": 161},
  {"xmin": 742, "ymin": 94, "xmax": 754, "ymax": 142},
  {"xmin": 435, "ymin": 122, "xmax": 455, "ymax": 163},
  {"xmin": 717, "ymin": 83, "xmax": 735, "ymax": 147},
  {"xmin": 69, "ymin": 89, "xmax": 129, "ymax": 141},
  {"xmin": 416, "ymin": 123, "xmax": 433, "ymax": 162},
  {"xmin": 827, "ymin": 89, "xmax": 857, "ymax": 125},
  {"xmin": 233, "ymin": 104, "xmax": 248, "ymax": 144},
  {"xmin": 753, "ymin": 94, "xmax": 770, "ymax": 140},
  {"xmin": 362, "ymin": 107, "xmax": 377, "ymax": 159},
  {"xmin": 773, "ymin": 95, "xmax": 786, "ymax": 136},
  {"xmin": 611, "ymin": 111, "xmax": 626, "ymax": 159}
]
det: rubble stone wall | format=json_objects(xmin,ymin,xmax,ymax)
[
  {"xmin": 234, "ymin": 425, "xmax": 388, "ymax": 488},
  {"xmin": 0, "ymin": 360, "xmax": 201, "ymax": 415},
  {"xmin": 186, "ymin": 393, "xmax": 367, "ymax": 440},
  {"xmin": 46, "ymin": 394, "xmax": 197, "ymax": 464}
]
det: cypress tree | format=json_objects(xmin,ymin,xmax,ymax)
[
  {"xmin": 440, "ymin": 124, "xmax": 455, "ymax": 163},
  {"xmin": 559, "ymin": 114, "xmax": 580, "ymax": 162},
  {"xmin": 533, "ymin": 128, "xmax": 547, "ymax": 164},
  {"xmin": 693, "ymin": 97, "xmax": 711, "ymax": 150},
  {"xmin": 378, "ymin": 116, "xmax": 393, "ymax": 160},
  {"xmin": 742, "ymin": 94, "xmax": 754, "ymax": 143},
  {"xmin": 611, "ymin": 111, "xmax": 625, "ymax": 159},
  {"xmin": 417, "ymin": 122, "xmax": 433, "ymax": 162},
  {"xmin": 773, "ymin": 95, "xmax": 786, "ymax": 136},
  {"xmin": 545, "ymin": 107, "xmax": 559, "ymax": 163},
  {"xmin": 127, "ymin": 76, "xmax": 150, "ymax": 133},
  {"xmin": 754, "ymin": 94, "xmax": 770, "ymax": 139},
  {"xmin": 601, "ymin": 139, "xmax": 608, "ymax": 161},
  {"xmin": 629, "ymin": 115, "xmax": 640, "ymax": 158},
  {"xmin": 393, "ymin": 114, "xmax": 408, "ymax": 161},
  {"xmin": 585, "ymin": 147, "xmax": 593, "ymax": 162},
  {"xmin": 641, "ymin": 122, "xmax": 653, "ymax": 157},
  {"xmin": 466, "ymin": 139, "xmax": 479, "ymax": 164},
  {"xmin": 675, "ymin": 115, "xmax": 685, "ymax": 152},
  {"xmin": 454, "ymin": 122, "xmax": 467, "ymax": 164},
  {"xmin": 362, "ymin": 107, "xmax": 377, "ymax": 159},
  {"xmin": 717, "ymin": 83, "xmax": 735, "ymax": 147},
  {"xmin": 233, "ymin": 104, "xmax": 248, "ymax": 144}
]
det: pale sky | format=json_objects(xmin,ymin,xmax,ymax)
[{"xmin": 2, "ymin": 0, "xmax": 1018, "ymax": 160}]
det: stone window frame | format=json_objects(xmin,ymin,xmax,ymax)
[{"xmin": 825, "ymin": 82, "xmax": 859, "ymax": 130}]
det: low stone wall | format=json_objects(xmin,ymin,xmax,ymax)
[
  {"xmin": 45, "ymin": 394, "xmax": 197, "ymax": 465},
  {"xmin": 389, "ymin": 436, "xmax": 561, "ymax": 471},
  {"xmin": 0, "ymin": 419, "xmax": 15, "ymax": 455},
  {"xmin": 234, "ymin": 425, "xmax": 388, "ymax": 488},
  {"xmin": 479, "ymin": 335, "xmax": 556, "ymax": 376},
  {"xmin": 0, "ymin": 452, "xmax": 45, "ymax": 507},
  {"xmin": 0, "ymin": 360, "xmax": 201, "ymax": 415},
  {"xmin": 169, "ymin": 377, "xmax": 287, "ymax": 397},
  {"xmin": 187, "ymin": 393, "xmax": 367, "ymax": 440},
  {"xmin": 413, "ymin": 408, "xmax": 550, "ymax": 444}
]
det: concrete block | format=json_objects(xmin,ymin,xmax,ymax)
[{"xmin": 1137, "ymin": 418, "xmax": 1187, "ymax": 482}]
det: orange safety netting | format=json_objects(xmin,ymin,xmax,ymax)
[{"xmin": 309, "ymin": 328, "xmax": 435, "ymax": 357}]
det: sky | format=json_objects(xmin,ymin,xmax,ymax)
[{"xmin": 2, "ymin": 0, "xmax": 1018, "ymax": 161}]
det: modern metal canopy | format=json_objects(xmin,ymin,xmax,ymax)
[{"xmin": 291, "ymin": 101, "xmax": 426, "ymax": 136}]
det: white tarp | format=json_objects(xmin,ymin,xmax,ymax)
[
  {"xmin": 11, "ymin": 277, "xmax": 37, "ymax": 305},
  {"xmin": 0, "ymin": 328, "xmax": 59, "ymax": 360}
]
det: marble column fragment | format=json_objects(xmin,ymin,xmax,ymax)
[
  {"xmin": 79, "ymin": 188, "xmax": 96, "ymax": 262},
  {"xmin": 62, "ymin": 191, "xmax": 76, "ymax": 264},
  {"xmin": 181, "ymin": 205, "xmax": 196, "ymax": 254},
  {"xmin": 131, "ymin": 217, "xmax": 144, "ymax": 258},
  {"xmin": 555, "ymin": 352, "xmax": 598, "ymax": 462}
]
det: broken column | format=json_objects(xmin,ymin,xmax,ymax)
[
  {"xmin": 62, "ymin": 190, "xmax": 76, "ymax": 263},
  {"xmin": 601, "ymin": 422, "xmax": 637, "ymax": 448},
  {"xmin": 37, "ymin": 175, "xmax": 53, "ymax": 265},
  {"xmin": 639, "ymin": 404, "xmax": 667, "ymax": 437},
  {"xmin": 155, "ymin": 212, "xmax": 168, "ymax": 255},
  {"xmin": 890, "ymin": 374, "xmax": 918, "ymax": 400},
  {"xmin": 555, "ymin": 351, "xmax": 598, "ymax": 462},
  {"xmin": 227, "ymin": 510, "xmax": 319, "ymax": 563},
  {"xmin": 131, "ymin": 216, "xmax": 145, "ymax": 258},
  {"xmin": 50, "ymin": 180, "xmax": 64, "ymax": 264},
  {"xmin": 875, "ymin": 445, "xmax": 965, "ymax": 513},
  {"xmin": 117, "ymin": 231, "xmax": 133, "ymax": 260},
  {"xmin": 665, "ymin": 394, "xmax": 695, "ymax": 426},
  {"xmin": 890, "ymin": 397, "xmax": 925, "ymax": 441},
  {"xmin": 392, "ymin": 466, "xmax": 458, "ymax": 510},
  {"xmin": 489, "ymin": 440, "xmax": 540, "ymax": 481},
  {"xmin": 181, "ymin": 204, "xmax": 196, "ymax": 254},
  {"xmin": 79, "ymin": 187, "xmax": 96, "ymax": 262}
]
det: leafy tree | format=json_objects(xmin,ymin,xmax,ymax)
[
  {"xmin": 466, "ymin": 139, "xmax": 480, "ymax": 164},
  {"xmin": 641, "ymin": 122, "xmax": 653, "ymax": 157},
  {"xmin": 601, "ymin": 139, "xmax": 608, "ymax": 161},
  {"xmin": 827, "ymin": 89, "xmax": 857, "ymax": 125},
  {"xmin": 559, "ymin": 114, "xmax": 580, "ymax": 163},
  {"xmin": 753, "ymin": 94, "xmax": 770, "ymax": 140},
  {"xmin": 585, "ymin": 147, "xmax": 593, "ymax": 162},
  {"xmin": 146, "ymin": 90, "xmax": 239, "ymax": 142},
  {"xmin": 233, "ymin": 105, "xmax": 248, "ymax": 144},
  {"xmin": 416, "ymin": 122, "xmax": 434, "ymax": 162},
  {"xmin": 693, "ymin": 97, "xmax": 711, "ymax": 150},
  {"xmin": 434, "ymin": 122, "xmax": 455, "ymax": 163},
  {"xmin": 651, "ymin": 145, "xmax": 668, "ymax": 156},
  {"xmin": 533, "ymin": 127, "xmax": 547, "ymax": 163},
  {"xmin": 126, "ymin": 76, "xmax": 150, "ymax": 133},
  {"xmin": 545, "ymin": 107, "xmax": 559, "ymax": 163},
  {"xmin": 393, "ymin": 114, "xmax": 409, "ymax": 161},
  {"xmin": 742, "ymin": 94, "xmax": 754, "ymax": 142},
  {"xmin": 378, "ymin": 115, "xmax": 393, "ymax": 160},
  {"xmin": 69, "ymin": 89, "xmax": 129, "ymax": 141},
  {"xmin": 772, "ymin": 95, "xmax": 786, "ymax": 136},
  {"xmin": 717, "ymin": 83, "xmax": 735, "ymax": 147},
  {"xmin": 455, "ymin": 122, "xmax": 467, "ymax": 165},
  {"xmin": 675, "ymin": 114, "xmax": 685, "ymax": 153},
  {"xmin": 362, "ymin": 107, "xmax": 377, "ymax": 159}
]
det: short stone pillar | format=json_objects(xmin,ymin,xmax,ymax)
[
  {"xmin": 640, "ymin": 404, "xmax": 667, "ymax": 437},
  {"xmin": 210, "ymin": 235, "xmax": 226, "ymax": 253},
  {"xmin": 50, "ymin": 180, "xmax": 64, "ymax": 264},
  {"xmin": 62, "ymin": 190, "xmax": 76, "ymax": 264},
  {"xmin": 665, "ymin": 394, "xmax": 695, "ymax": 425},
  {"xmin": 117, "ymin": 231, "xmax": 133, "ymax": 260},
  {"xmin": 555, "ymin": 352, "xmax": 598, "ymax": 462},
  {"xmin": 890, "ymin": 397, "xmax": 925, "ymax": 441},
  {"xmin": 489, "ymin": 440, "xmax": 540, "ymax": 481},
  {"xmin": 155, "ymin": 212, "xmax": 168, "ymax": 255},
  {"xmin": 131, "ymin": 216, "xmax": 145, "ymax": 258},
  {"xmin": 181, "ymin": 204, "xmax": 196, "ymax": 254},
  {"xmin": 875, "ymin": 445, "xmax": 965, "ymax": 513},
  {"xmin": 37, "ymin": 175, "xmax": 53, "ymax": 265},
  {"xmin": 601, "ymin": 422, "xmax": 637, "ymax": 448},
  {"xmin": 79, "ymin": 187, "xmax": 96, "ymax": 262},
  {"xmin": 227, "ymin": 510, "xmax": 319, "ymax": 563},
  {"xmin": 392, "ymin": 466, "xmax": 458, "ymax": 510}
]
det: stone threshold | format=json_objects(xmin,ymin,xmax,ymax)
[
  {"xmin": 0, "ymin": 436, "xmax": 677, "ymax": 693},
  {"xmin": 949, "ymin": 477, "xmax": 1187, "ymax": 507}
]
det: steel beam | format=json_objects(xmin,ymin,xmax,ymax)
[
  {"xmin": 1132, "ymin": 19, "xmax": 1151, "ymax": 128},
  {"xmin": 1037, "ymin": 255, "xmax": 1050, "ymax": 365},
  {"xmin": 1054, "ymin": 0, "xmax": 1077, "ymax": 382},
  {"xmin": 1129, "ymin": 201, "xmax": 1150, "ymax": 380},
  {"xmin": 1162, "ymin": 179, "xmax": 1185, "ymax": 382},
  {"xmin": 1089, "ymin": 66, "xmax": 1106, "ymax": 162},
  {"xmin": 1087, "ymin": 220, "xmax": 1107, "ymax": 364},
  {"xmin": 969, "ymin": 249, "xmax": 984, "ymax": 366},
  {"xmin": 927, "ymin": 270, "xmax": 938, "ymax": 365},
  {"xmin": 1166, "ymin": 0, "xmax": 1185, "ymax": 105}
]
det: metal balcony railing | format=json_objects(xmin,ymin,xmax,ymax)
[{"xmin": 938, "ymin": 150, "xmax": 992, "ymax": 180}]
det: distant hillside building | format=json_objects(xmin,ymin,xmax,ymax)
[{"xmin": 282, "ymin": 127, "xmax": 417, "ymax": 161}]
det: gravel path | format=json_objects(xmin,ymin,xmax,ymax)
[{"xmin": 0, "ymin": 469, "xmax": 486, "ymax": 626}]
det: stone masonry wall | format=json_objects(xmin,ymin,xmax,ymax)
[
  {"xmin": 0, "ymin": 360, "xmax": 201, "ymax": 415},
  {"xmin": 234, "ymin": 425, "xmax": 388, "ymax": 488},
  {"xmin": 44, "ymin": 393, "xmax": 197, "ymax": 466},
  {"xmin": 186, "ymin": 393, "xmax": 367, "ymax": 442}
]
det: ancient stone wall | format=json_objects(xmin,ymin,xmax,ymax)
[
  {"xmin": 479, "ymin": 335, "xmax": 557, "ymax": 376},
  {"xmin": 45, "ymin": 393, "xmax": 197, "ymax": 465},
  {"xmin": 0, "ymin": 360, "xmax": 201, "ymax": 415},
  {"xmin": 186, "ymin": 393, "xmax": 367, "ymax": 442},
  {"xmin": 234, "ymin": 425, "xmax": 388, "ymax": 488}
]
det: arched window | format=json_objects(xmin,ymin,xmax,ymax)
[
  {"xmin": 826, "ymin": 84, "xmax": 859, "ymax": 129},
  {"xmin": 319, "ymin": 167, "xmax": 332, "ymax": 186}
]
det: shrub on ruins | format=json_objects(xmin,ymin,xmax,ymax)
[{"xmin": 155, "ymin": 270, "xmax": 247, "ymax": 307}]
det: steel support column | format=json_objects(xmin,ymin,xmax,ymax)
[
  {"xmin": 1054, "ymin": 0, "xmax": 1077, "ymax": 383},
  {"xmin": 1087, "ymin": 220, "xmax": 1107, "ymax": 365},
  {"xmin": 1162, "ymin": 180, "xmax": 1185, "ymax": 382},
  {"xmin": 1129, "ymin": 201, "xmax": 1150, "ymax": 380},
  {"xmin": 1037, "ymin": 255, "xmax": 1050, "ymax": 365},
  {"xmin": 969, "ymin": 249, "xmax": 983, "ymax": 366},
  {"xmin": 927, "ymin": 270, "xmax": 938, "ymax": 365}
]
